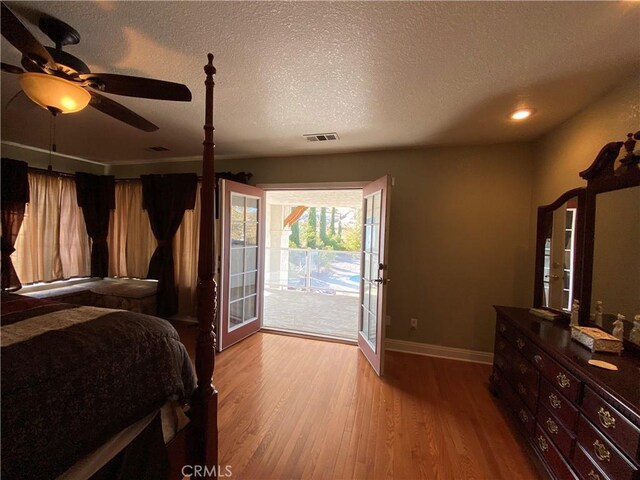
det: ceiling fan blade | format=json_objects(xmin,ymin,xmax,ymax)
[
  {"xmin": 1, "ymin": 3, "xmax": 57, "ymax": 70},
  {"xmin": 89, "ymin": 91, "xmax": 158, "ymax": 132},
  {"xmin": 1, "ymin": 62, "xmax": 24, "ymax": 74},
  {"xmin": 81, "ymin": 73, "xmax": 192, "ymax": 102}
]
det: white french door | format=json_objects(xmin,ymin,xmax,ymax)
[
  {"xmin": 358, "ymin": 175, "xmax": 391, "ymax": 375},
  {"xmin": 218, "ymin": 180, "xmax": 265, "ymax": 351}
]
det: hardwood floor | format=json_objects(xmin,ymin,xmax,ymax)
[{"xmin": 174, "ymin": 327, "xmax": 541, "ymax": 479}]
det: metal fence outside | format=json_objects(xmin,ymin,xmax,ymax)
[{"xmin": 265, "ymin": 247, "xmax": 360, "ymax": 294}]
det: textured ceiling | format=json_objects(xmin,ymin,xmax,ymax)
[{"xmin": 1, "ymin": 1, "xmax": 639, "ymax": 164}]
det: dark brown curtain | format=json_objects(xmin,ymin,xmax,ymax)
[
  {"xmin": 75, "ymin": 172, "xmax": 115, "ymax": 278},
  {"xmin": 142, "ymin": 173, "xmax": 198, "ymax": 317},
  {"xmin": 1, "ymin": 159, "xmax": 29, "ymax": 290}
]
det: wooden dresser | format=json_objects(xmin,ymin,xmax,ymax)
[{"xmin": 491, "ymin": 306, "xmax": 640, "ymax": 480}]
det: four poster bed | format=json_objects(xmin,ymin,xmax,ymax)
[{"xmin": 0, "ymin": 55, "xmax": 219, "ymax": 479}]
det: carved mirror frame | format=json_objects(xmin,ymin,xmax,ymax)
[
  {"xmin": 578, "ymin": 132, "xmax": 640, "ymax": 330},
  {"xmin": 533, "ymin": 187, "xmax": 586, "ymax": 316}
]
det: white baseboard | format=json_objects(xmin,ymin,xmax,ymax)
[{"xmin": 385, "ymin": 338, "xmax": 494, "ymax": 365}]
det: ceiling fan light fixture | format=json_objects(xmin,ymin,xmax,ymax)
[{"xmin": 19, "ymin": 72, "xmax": 90, "ymax": 114}]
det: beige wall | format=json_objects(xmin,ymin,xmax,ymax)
[{"xmin": 531, "ymin": 74, "xmax": 640, "ymax": 207}]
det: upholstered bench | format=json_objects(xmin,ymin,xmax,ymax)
[{"xmin": 21, "ymin": 278, "xmax": 158, "ymax": 316}]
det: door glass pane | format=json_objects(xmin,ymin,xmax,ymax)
[
  {"xmin": 372, "ymin": 193, "xmax": 381, "ymax": 225},
  {"xmin": 369, "ymin": 283, "xmax": 378, "ymax": 312},
  {"xmin": 230, "ymin": 274, "xmax": 243, "ymax": 301},
  {"xmin": 366, "ymin": 197, "xmax": 373, "ymax": 224},
  {"xmin": 232, "ymin": 195, "xmax": 245, "ymax": 221},
  {"xmin": 364, "ymin": 225, "xmax": 372, "ymax": 251},
  {"xmin": 230, "ymin": 248, "xmax": 244, "ymax": 274},
  {"xmin": 370, "ymin": 253, "xmax": 378, "ymax": 282},
  {"xmin": 245, "ymin": 222, "xmax": 258, "ymax": 246},
  {"xmin": 371, "ymin": 224, "xmax": 379, "ymax": 253},
  {"xmin": 246, "ymin": 197, "xmax": 258, "ymax": 222},
  {"xmin": 230, "ymin": 300, "xmax": 243, "ymax": 327},
  {"xmin": 245, "ymin": 247, "xmax": 258, "ymax": 271},
  {"xmin": 361, "ymin": 305, "xmax": 369, "ymax": 333},
  {"xmin": 244, "ymin": 295, "xmax": 257, "ymax": 321},
  {"xmin": 368, "ymin": 311, "xmax": 377, "ymax": 344},
  {"xmin": 244, "ymin": 271, "xmax": 257, "ymax": 296},
  {"xmin": 363, "ymin": 252, "xmax": 371, "ymax": 280},
  {"xmin": 231, "ymin": 222, "xmax": 245, "ymax": 246}
]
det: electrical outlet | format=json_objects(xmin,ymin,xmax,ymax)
[{"xmin": 410, "ymin": 318, "xmax": 418, "ymax": 329}]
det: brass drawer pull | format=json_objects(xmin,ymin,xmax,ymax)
[
  {"xmin": 533, "ymin": 354, "xmax": 543, "ymax": 368},
  {"xmin": 516, "ymin": 338, "xmax": 525, "ymax": 349},
  {"xmin": 519, "ymin": 409, "xmax": 529, "ymax": 423},
  {"xmin": 593, "ymin": 439, "xmax": 610, "ymax": 462},
  {"xmin": 557, "ymin": 372, "xmax": 570, "ymax": 389},
  {"xmin": 545, "ymin": 417, "xmax": 558, "ymax": 435},
  {"xmin": 499, "ymin": 323, "xmax": 507, "ymax": 333},
  {"xmin": 517, "ymin": 383, "xmax": 526, "ymax": 395},
  {"xmin": 519, "ymin": 362, "xmax": 528, "ymax": 374},
  {"xmin": 588, "ymin": 470, "xmax": 600, "ymax": 480},
  {"xmin": 597, "ymin": 407, "xmax": 616, "ymax": 429},
  {"xmin": 549, "ymin": 393, "xmax": 561, "ymax": 409},
  {"xmin": 537, "ymin": 435, "xmax": 548, "ymax": 452}
]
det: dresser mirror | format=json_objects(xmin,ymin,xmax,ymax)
[
  {"xmin": 579, "ymin": 132, "xmax": 640, "ymax": 347},
  {"xmin": 533, "ymin": 188, "xmax": 585, "ymax": 314},
  {"xmin": 589, "ymin": 186, "xmax": 640, "ymax": 341}
]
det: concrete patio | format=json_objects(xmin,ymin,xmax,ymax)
[{"xmin": 263, "ymin": 287, "xmax": 359, "ymax": 340}]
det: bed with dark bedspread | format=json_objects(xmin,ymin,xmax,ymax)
[{"xmin": 0, "ymin": 292, "xmax": 196, "ymax": 479}]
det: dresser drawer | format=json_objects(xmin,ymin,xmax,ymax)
[
  {"xmin": 582, "ymin": 386, "xmax": 640, "ymax": 462},
  {"xmin": 574, "ymin": 443, "xmax": 611, "ymax": 480},
  {"xmin": 496, "ymin": 316, "xmax": 516, "ymax": 343},
  {"xmin": 511, "ymin": 356, "xmax": 540, "ymax": 413},
  {"xmin": 577, "ymin": 415, "xmax": 638, "ymax": 480},
  {"xmin": 534, "ymin": 424, "xmax": 579, "ymax": 480},
  {"xmin": 541, "ymin": 378, "xmax": 579, "ymax": 431},
  {"xmin": 538, "ymin": 350, "xmax": 581, "ymax": 403},
  {"xmin": 494, "ymin": 365, "xmax": 536, "ymax": 436},
  {"xmin": 511, "ymin": 330, "xmax": 544, "ymax": 370},
  {"xmin": 539, "ymin": 403, "xmax": 575, "ymax": 460}
]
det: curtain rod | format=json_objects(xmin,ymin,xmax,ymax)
[
  {"xmin": 27, "ymin": 168, "xmax": 206, "ymax": 182},
  {"xmin": 27, "ymin": 166, "xmax": 76, "ymax": 178}
]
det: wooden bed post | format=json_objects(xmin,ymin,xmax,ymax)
[{"xmin": 190, "ymin": 52, "xmax": 219, "ymax": 477}]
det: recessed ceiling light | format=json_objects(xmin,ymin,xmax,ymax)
[{"xmin": 510, "ymin": 108, "xmax": 535, "ymax": 121}]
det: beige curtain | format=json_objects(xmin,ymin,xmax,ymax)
[
  {"xmin": 13, "ymin": 172, "xmax": 91, "ymax": 284},
  {"xmin": 174, "ymin": 182, "xmax": 201, "ymax": 316},
  {"xmin": 59, "ymin": 177, "xmax": 91, "ymax": 277},
  {"xmin": 106, "ymin": 179, "xmax": 201, "ymax": 317},
  {"xmin": 108, "ymin": 181, "xmax": 156, "ymax": 278}
]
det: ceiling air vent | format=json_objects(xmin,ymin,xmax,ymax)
[
  {"xmin": 304, "ymin": 132, "xmax": 339, "ymax": 142},
  {"xmin": 146, "ymin": 146, "xmax": 170, "ymax": 152}
]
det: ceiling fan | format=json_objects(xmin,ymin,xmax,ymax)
[{"xmin": 0, "ymin": 2, "xmax": 192, "ymax": 132}]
